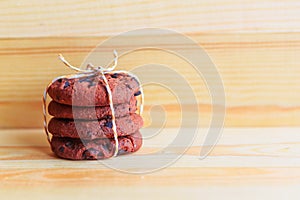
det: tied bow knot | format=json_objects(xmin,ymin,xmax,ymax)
[
  {"xmin": 43, "ymin": 50, "xmax": 144, "ymax": 158},
  {"xmin": 58, "ymin": 50, "xmax": 118, "ymax": 75}
]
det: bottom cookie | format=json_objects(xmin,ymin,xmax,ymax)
[{"xmin": 50, "ymin": 131, "xmax": 142, "ymax": 160}]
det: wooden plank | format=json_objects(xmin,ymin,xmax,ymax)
[
  {"xmin": 1, "ymin": 102, "xmax": 300, "ymax": 128},
  {"xmin": 2, "ymin": 128, "xmax": 300, "ymax": 146},
  {"xmin": 0, "ymin": 0, "xmax": 299, "ymax": 37},
  {"xmin": 0, "ymin": 167, "xmax": 300, "ymax": 185},
  {"xmin": 1, "ymin": 33, "xmax": 300, "ymax": 106},
  {"xmin": 0, "ymin": 128, "xmax": 300, "ymax": 199},
  {"xmin": 0, "ymin": 33, "xmax": 300, "ymax": 127},
  {"xmin": 0, "ymin": 183, "xmax": 300, "ymax": 200},
  {"xmin": 2, "ymin": 146, "xmax": 300, "ymax": 168},
  {"xmin": 0, "ymin": 128, "xmax": 300, "ymax": 168}
]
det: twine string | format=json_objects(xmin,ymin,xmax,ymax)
[{"xmin": 42, "ymin": 50, "xmax": 144, "ymax": 158}]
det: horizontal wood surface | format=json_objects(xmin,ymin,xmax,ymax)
[
  {"xmin": 0, "ymin": 0, "xmax": 299, "ymax": 37},
  {"xmin": 0, "ymin": 33, "xmax": 300, "ymax": 128},
  {"xmin": 0, "ymin": 128, "xmax": 300, "ymax": 200},
  {"xmin": 1, "ymin": 1, "xmax": 300, "ymax": 199}
]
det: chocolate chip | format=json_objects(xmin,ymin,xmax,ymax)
[
  {"xmin": 111, "ymin": 73, "xmax": 118, "ymax": 78},
  {"xmin": 105, "ymin": 121, "xmax": 113, "ymax": 128},
  {"xmin": 63, "ymin": 81, "xmax": 70, "ymax": 89},
  {"xmin": 87, "ymin": 82, "xmax": 96, "ymax": 88},
  {"xmin": 97, "ymin": 151, "xmax": 104, "ymax": 158},
  {"xmin": 118, "ymin": 148, "xmax": 126, "ymax": 155},
  {"xmin": 86, "ymin": 131, "xmax": 93, "ymax": 137},
  {"xmin": 130, "ymin": 77, "xmax": 139, "ymax": 85},
  {"xmin": 134, "ymin": 91, "xmax": 141, "ymax": 96},
  {"xmin": 78, "ymin": 76, "xmax": 97, "ymax": 88},
  {"xmin": 79, "ymin": 76, "xmax": 93, "ymax": 83},
  {"xmin": 125, "ymin": 84, "xmax": 132, "ymax": 89},
  {"xmin": 58, "ymin": 146, "xmax": 65, "ymax": 153},
  {"xmin": 65, "ymin": 141, "xmax": 74, "ymax": 149},
  {"xmin": 82, "ymin": 148, "xmax": 99, "ymax": 160},
  {"xmin": 102, "ymin": 142, "xmax": 112, "ymax": 152}
]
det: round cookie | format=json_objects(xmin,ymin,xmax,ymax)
[
  {"xmin": 47, "ymin": 73, "xmax": 141, "ymax": 106},
  {"xmin": 50, "ymin": 131, "xmax": 143, "ymax": 160},
  {"xmin": 48, "ymin": 113, "xmax": 143, "ymax": 140},
  {"xmin": 48, "ymin": 95, "xmax": 137, "ymax": 120}
]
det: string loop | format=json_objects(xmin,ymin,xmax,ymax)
[{"xmin": 43, "ymin": 50, "xmax": 144, "ymax": 158}]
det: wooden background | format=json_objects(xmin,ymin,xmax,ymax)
[
  {"xmin": 1, "ymin": 0, "xmax": 300, "ymax": 199},
  {"xmin": 1, "ymin": 0, "xmax": 300, "ymax": 128}
]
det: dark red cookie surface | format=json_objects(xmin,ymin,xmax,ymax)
[
  {"xmin": 48, "ymin": 113, "xmax": 143, "ymax": 140},
  {"xmin": 47, "ymin": 73, "xmax": 141, "ymax": 106},
  {"xmin": 48, "ymin": 95, "xmax": 137, "ymax": 119},
  {"xmin": 50, "ymin": 131, "xmax": 143, "ymax": 160}
]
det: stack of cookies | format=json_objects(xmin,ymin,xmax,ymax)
[{"xmin": 46, "ymin": 73, "xmax": 143, "ymax": 160}]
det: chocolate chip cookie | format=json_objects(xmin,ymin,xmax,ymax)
[{"xmin": 50, "ymin": 131, "xmax": 142, "ymax": 160}]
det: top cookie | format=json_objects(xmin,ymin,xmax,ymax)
[{"xmin": 47, "ymin": 73, "xmax": 141, "ymax": 106}]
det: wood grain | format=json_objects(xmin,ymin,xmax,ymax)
[
  {"xmin": 0, "ymin": 33, "xmax": 300, "ymax": 127},
  {"xmin": 1, "ymin": 128, "xmax": 300, "ymax": 199},
  {"xmin": 2, "ymin": 102, "xmax": 300, "ymax": 128},
  {"xmin": 1, "ymin": 1, "xmax": 300, "ymax": 199},
  {"xmin": 0, "ymin": 0, "xmax": 299, "ymax": 37}
]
